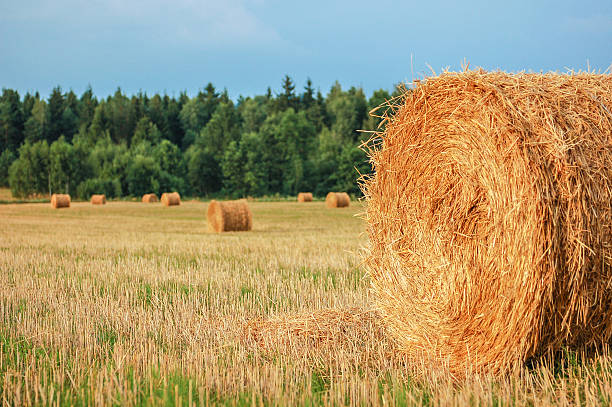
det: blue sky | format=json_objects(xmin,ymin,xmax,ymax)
[{"xmin": 1, "ymin": 0, "xmax": 611, "ymax": 99}]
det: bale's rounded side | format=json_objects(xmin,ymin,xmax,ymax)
[
  {"xmin": 325, "ymin": 192, "xmax": 350, "ymax": 208},
  {"xmin": 90, "ymin": 194, "xmax": 106, "ymax": 205},
  {"xmin": 142, "ymin": 193, "xmax": 158, "ymax": 203},
  {"xmin": 364, "ymin": 71, "xmax": 612, "ymax": 378},
  {"xmin": 161, "ymin": 192, "xmax": 180, "ymax": 206},
  {"xmin": 51, "ymin": 194, "xmax": 71, "ymax": 209},
  {"xmin": 297, "ymin": 192, "xmax": 313, "ymax": 202},
  {"xmin": 207, "ymin": 199, "xmax": 253, "ymax": 232}
]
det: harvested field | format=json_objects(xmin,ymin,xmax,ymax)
[{"xmin": 1, "ymin": 200, "xmax": 611, "ymax": 405}]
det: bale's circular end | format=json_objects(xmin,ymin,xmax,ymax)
[
  {"xmin": 325, "ymin": 192, "xmax": 350, "ymax": 208},
  {"xmin": 297, "ymin": 192, "xmax": 313, "ymax": 202},
  {"xmin": 161, "ymin": 192, "xmax": 180, "ymax": 206},
  {"xmin": 51, "ymin": 194, "xmax": 71, "ymax": 209},
  {"xmin": 363, "ymin": 71, "xmax": 612, "ymax": 377},
  {"xmin": 90, "ymin": 194, "xmax": 106, "ymax": 205},
  {"xmin": 142, "ymin": 193, "xmax": 158, "ymax": 203},
  {"xmin": 207, "ymin": 199, "xmax": 252, "ymax": 232}
]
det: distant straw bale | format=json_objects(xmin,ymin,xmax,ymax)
[
  {"xmin": 207, "ymin": 199, "xmax": 252, "ymax": 232},
  {"xmin": 325, "ymin": 192, "xmax": 350, "ymax": 208},
  {"xmin": 363, "ymin": 70, "xmax": 612, "ymax": 378},
  {"xmin": 297, "ymin": 192, "xmax": 313, "ymax": 202},
  {"xmin": 142, "ymin": 193, "xmax": 158, "ymax": 203},
  {"xmin": 90, "ymin": 194, "xmax": 106, "ymax": 205},
  {"xmin": 50, "ymin": 194, "xmax": 70, "ymax": 209},
  {"xmin": 160, "ymin": 192, "xmax": 180, "ymax": 206}
]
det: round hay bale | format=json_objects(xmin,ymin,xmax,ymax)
[
  {"xmin": 207, "ymin": 199, "xmax": 253, "ymax": 232},
  {"xmin": 90, "ymin": 194, "xmax": 106, "ymax": 205},
  {"xmin": 142, "ymin": 193, "xmax": 158, "ymax": 203},
  {"xmin": 325, "ymin": 192, "xmax": 350, "ymax": 208},
  {"xmin": 297, "ymin": 192, "xmax": 313, "ymax": 202},
  {"xmin": 50, "ymin": 194, "xmax": 70, "ymax": 209},
  {"xmin": 160, "ymin": 192, "xmax": 180, "ymax": 206},
  {"xmin": 363, "ymin": 71, "xmax": 612, "ymax": 377}
]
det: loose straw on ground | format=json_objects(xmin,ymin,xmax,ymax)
[{"xmin": 363, "ymin": 70, "xmax": 612, "ymax": 378}]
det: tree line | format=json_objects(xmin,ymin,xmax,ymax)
[{"xmin": 0, "ymin": 76, "xmax": 398, "ymax": 200}]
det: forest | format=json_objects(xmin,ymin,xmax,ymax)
[{"xmin": 0, "ymin": 76, "xmax": 399, "ymax": 199}]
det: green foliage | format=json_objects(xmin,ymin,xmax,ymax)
[
  {"xmin": 238, "ymin": 96, "xmax": 267, "ymax": 134},
  {"xmin": 311, "ymin": 128, "xmax": 341, "ymax": 196},
  {"xmin": 196, "ymin": 101, "xmax": 240, "ymax": 159},
  {"xmin": 3, "ymin": 78, "xmax": 393, "ymax": 199},
  {"xmin": 9, "ymin": 140, "xmax": 50, "ymax": 197},
  {"xmin": 24, "ymin": 99, "xmax": 46, "ymax": 143},
  {"xmin": 185, "ymin": 146, "xmax": 221, "ymax": 196},
  {"xmin": 45, "ymin": 86, "xmax": 65, "ymax": 142},
  {"xmin": 179, "ymin": 83, "xmax": 220, "ymax": 149},
  {"xmin": 0, "ymin": 89, "xmax": 25, "ymax": 151},
  {"xmin": 336, "ymin": 144, "xmax": 369, "ymax": 196},
  {"xmin": 76, "ymin": 177, "xmax": 121, "ymax": 200},
  {"xmin": 326, "ymin": 82, "xmax": 368, "ymax": 142},
  {"xmin": 0, "ymin": 149, "xmax": 16, "ymax": 187},
  {"xmin": 49, "ymin": 136, "xmax": 76, "ymax": 194},
  {"xmin": 221, "ymin": 132, "xmax": 268, "ymax": 197},
  {"xmin": 132, "ymin": 117, "xmax": 162, "ymax": 146},
  {"xmin": 126, "ymin": 155, "xmax": 161, "ymax": 197}
]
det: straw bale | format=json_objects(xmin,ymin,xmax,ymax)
[
  {"xmin": 160, "ymin": 192, "xmax": 180, "ymax": 206},
  {"xmin": 142, "ymin": 193, "xmax": 158, "ymax": 203},
  {"xmin": 325, "ymin": 192, "xmax": 350, "ymax": 208},
  {"xmin": 50, "ymin": 194, "xmax": 70, "ymax": 209},
  {"xmin": 90, "ymin": 194, "xmax": 106, "ymax": 205},
  {"xmin": 297, "ymin": 192, "xmax": 313, "ymax": 202},
  {"xmin": 363, "ymin": 70, "xmax": 612, "ymax": 378},
  {"xmin": 207, "ymin": 199, "xmax": 252, "ymax": 232}
]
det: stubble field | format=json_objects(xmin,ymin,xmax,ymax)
[{"xmin": 1, "ymin": 199, "xmax": 611, "ymax": 406}]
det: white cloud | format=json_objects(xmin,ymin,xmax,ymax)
[{"xmin": 2, "ymin": 0, "xmax": 284, "ymax": 48}]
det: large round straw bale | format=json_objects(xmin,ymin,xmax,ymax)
[
  {"xmin": 325, "ymin": 192, "xmax": 350, "ymax": 208},
  {"xmin": 50, "ymin": 194, "xmax": 70, "ymax": 209},
  {"xmin": 207, "ymin": 199, "xmax": 253, "ymax": 232},
  {"xmin": 297, "ymin": 192, "xmax": 313, "ymax": 202},
  {"xmin": 161, "ymin": 192, "xmax": 180, "ymax": 206},
  {"xmin": 90, "ymin": 194, "xmax": 106, "ymax": 205},
  {"xmin": 363, "ymin": 71, "xmax": 612, "ymax": 378},
  {"xmin": 142, "ymin": 193, "xmax": 158, "ymax": 203}
]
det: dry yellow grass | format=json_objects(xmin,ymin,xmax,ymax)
[
  {"xmin": 0, "ymin": 200, "xmax": 611, "ymax": 406},
  {"xmin": 0, "ymin": 187, "xmax": 15, "ymax": 201}
]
